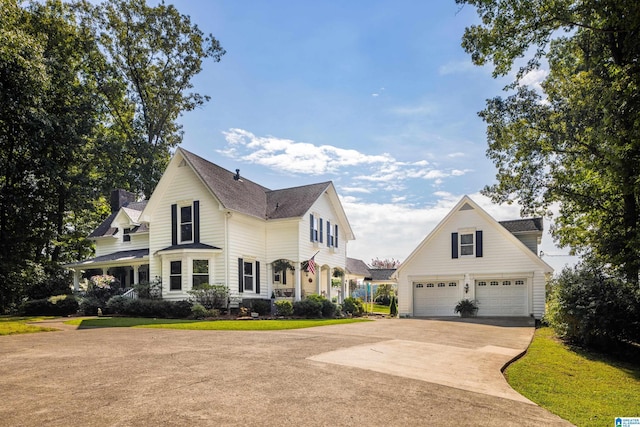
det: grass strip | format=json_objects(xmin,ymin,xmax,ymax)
[
  {"xmin": 65, "ymin": 317, "xmax": 370, "ymax": 330},
  {"xmin": 505, "ymin": 327, "xmax": 640, "ymax": 427},
  {"xmin": 0, "ymin": 316, "xmax": 58, "ymax": 336}
]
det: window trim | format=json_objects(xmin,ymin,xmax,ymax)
[
  {"xmin": 460, "ymin": 232, "xmax": 475, "ymax": 256},
  {"xmin": 169, "ymin": 260, "xmax": 182, "ymax": 291},
  {"xmin": 122, "ymin": 227, "xmax": 132, "ymax": 243},
  {"xmin": 192, "ymin": 259, "xmax": 209, "ymax": 289},
  {"xmin": 179, "ymin": 204, "xmax": 193, "ymax": 244}
]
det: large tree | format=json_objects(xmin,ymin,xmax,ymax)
[
  {"xmin": 90, "ymin": 0, "xmax": 225, "ymax": 197},
  {"xmin": 458, "ymin": 0, "xmax": 640, "ymax": 282}
]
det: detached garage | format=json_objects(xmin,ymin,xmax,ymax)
[{"xmin": 395, "ymin": 196, "xmax": 553, "ymax": 319}]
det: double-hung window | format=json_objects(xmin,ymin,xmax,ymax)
[
  {"xmin": 243, "ymin": 261, "xmax": 254, "ymax": 292},
  {"xmin": 460, "ymin": 233, "xmax": 474, "ymax": 256},
  {"xmin": 122, "ymin": 228, "xmax": 131, "ymax": 243},
  {"xmin": 192, "ymin": 260, "xmax": 209, "ymax": 289},
  {"xmin": 180, "ymin": 205, "xmax": 193, "ymax": 243},
  {"xmin": 170, "ymin": 261, "xmax": 182, "ymax": 291}
]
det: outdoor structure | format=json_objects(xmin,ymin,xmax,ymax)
[
  {"xmin": 394, "ymin": 196, "xmax": 553, "ymax": 319},
  {"xmin": 66, "ymin": 148, "xmax": 354, "ymax": 304}
]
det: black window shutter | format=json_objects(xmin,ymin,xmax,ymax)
[
  {"xmin": 335, "ymin": 225, "xmax": 339, "ymax": 247},
  {"xmin": 310, "ymin": 214, "xmax": 314, "ymax": 241},
  {"xmin": 193, "ymin": 200, "xmax": 200, "ymax": 243},
  {"xmin": 319, "ymin": 218, "xmax": 323, "ymax": 243},
  {"xmin": 476, "ymin": 230, "xmax": 483, "ymax": 257},
  {"xmin": 171, "ymin": 204, "xmax": 178, "ymax": 246},
  {"xmin": 255, "ymin": 261, "xmax": 261, "ymax": 294},
  {"xmin": 327, "ymin": 220, "xmax": 331, "ymax": 247},
  {"xmin": 238, "ymin": 258, "xmax": 244, "ymax": 293},
  {"xmin": 451, "ymin": 232, "xmax": 459, "ymax": 259}
]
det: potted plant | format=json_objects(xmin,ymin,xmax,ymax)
[{"xmin": 454, "ymin": 299, "xmax": 478, "ymax": 317}]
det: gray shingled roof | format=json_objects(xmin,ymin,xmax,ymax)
[
  {"xmin": 157, "ymin": 243, "xmax": 222, "ymax": 253},
  {"xmin": 346, "ymin": 257, "xmax": 372, "ymax": 278},
  {"xmin": 266, "ymin": 183, "xmax": 332, "ymax": 219},
  {"xmin": 181, "ymin": 148, "xmax": 331, "ymax": 220},
  {"xmin": 89, "ymin": 201, "xmax": 148, "ymax": 238},
  {"xmin": 369, "ymin": 268, "xmax": 397, "ymax": 282},
  {"xmin": 499, "ymin": 218, "xmax": 543, "ymax": 233},
  {"xmin": 65, "ymin": 249, "xmax": 149, "ymax": 267}
]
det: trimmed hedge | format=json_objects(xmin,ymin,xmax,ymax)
[
  {"xmin": 21, "ymin": 295, "xmax": 79, "ymax": 316},
  {"xmin": 105, "ymin": 296, "xmax": 193, "ymax": 318}
]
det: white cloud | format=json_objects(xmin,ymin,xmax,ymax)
[
  {"xmin": 220, "ymin": 128, "xmax": 393, "ymax": 175},
  {"xmin": 518, "ymin": 68, "xmax": 548, "ymax": 93},
  {"xmin": 447, "ymin": 152, "xmax": 465, "ymax": 158},
  {"xmin": 219, "ymin": 128, "xmax": 469, "ymax": 192}
]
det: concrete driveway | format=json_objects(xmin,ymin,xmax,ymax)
[{"xmin": 0, "ymin": 317, "xmax": 572, "ymax": 427}]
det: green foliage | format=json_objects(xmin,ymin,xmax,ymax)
[
  {"xmin": 79, "ymin": 297, "xmax": 103, "ymax": 316},
  {"xmin": 86, "ymin": 275, "xmax": 121, "ymax": 305},
  {"xmin": 188, "ymin": 283, "xmax": 229, "ymax": 309},
  {"xmin": 342, "ymin": 297, "xmax": 364, "ymax": 317},
  {"xmin": 133, "ymin": 279, "xmax": 162, "ymax": 300},
  {"xmin": 459, "ymin": 0, "xmax": 640, "ymax": 283},
  {"xmin": 389, "ymin": 295, "xmax": 398, "ymax": 317},
  {"xmin": 20, "ymin": 295, "xmax": 78, "ymax": 316},
  {"xmin": 545, "ymin": 262, "xmax": 640, "ymax": 348},
  {"xmin": 249, "ymin": 299, "xmax": 271, "ymax": 316},
  {"xmin": 293, "ymin": 295, "xmax": 323, "ymax": 318},
  {"xmin": 0, "ymin": 0, "xmax": 225, "ymax": 312},
  {"xmin": 274, "ymin": 300, "xmax": 293, "ymax": 317},
  {"xmin": 454, "ymin": 299, "xmax": 478, "ymax": 317},
  {"xmin": 91, "ymin": 0, "xmax": 226, "ymax": 197},
  {"xmin": 374, "ymin": 283, "xmax": 395, "ymax": 305},
  {"xmin": 104, "ymin": 297, "xmax": 193, "ymax": 319},
  {"xmin": 190, "ymin": 303, "xmax": 209, "ymax": 319}
]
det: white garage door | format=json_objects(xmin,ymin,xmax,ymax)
[
  {"xmin": 475, "ymin": 279, "xmax": 527, "ymax": 316},
  {"xmin": 413, "ymin": 281, "xmax": 460, "ymax": 316}
]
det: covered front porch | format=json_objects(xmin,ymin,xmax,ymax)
[
  {"xmin": 65, "ymin": 249, "xmax": 150, "ymax": 291},
  {"xmin": 270, "ymin": 258, "xmax": 346, "ymax": 302}
]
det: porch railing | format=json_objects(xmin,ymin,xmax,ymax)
[
  {"xmin": 273, "ymin": 288, "xmax": 295, "ymax": 298},
  {"xmin": 121, "ymin": 288, "xmax": 138, "ymax": 300}
]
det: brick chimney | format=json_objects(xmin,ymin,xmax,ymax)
[{"xmin": 110, "ymin": 189, "xmax": 137, "ymax": 213}]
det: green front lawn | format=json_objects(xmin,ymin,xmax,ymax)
[
  {"xmin": 65, "ymin": 317, "xmax": 370, "ymax": 330},
  {"xmin": 362, "ymin": 302, "xmax": 390, "ymax": 314},
  {"xmin": 0, "ymin": 317, "xmax": 58, "ymax": 336},
  {"xmin": 505, "ymin": 327, "xmax": 640, "ymax": 426}
]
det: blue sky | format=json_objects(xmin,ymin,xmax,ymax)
[{"xmin": 168, "ymin": 0, "xmax": 577, "ymax": 272}]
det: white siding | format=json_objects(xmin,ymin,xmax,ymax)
[
  {"xmin": 148, "ymin": 158, "xmax": 226, "ymax": 299},
  {"xmin": 398, "ymin": 201, "xmax": 550, "ymax": 319},
  {"xmin": 94, "ymin": 232, "xmax": 149, "ymax": 257},
  {"xmin": 227, "ymin": 213, "xmax": 267, "ymax": 299},
  {"xmin": 298, "ymin": 192, "xmax": 347, "ymax": 270}
]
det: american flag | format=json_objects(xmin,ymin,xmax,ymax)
[{"xmin": 307, "ymin": 255, "xmax": 316, "ymax": 275}]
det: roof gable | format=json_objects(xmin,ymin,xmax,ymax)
[
  {"xmin": 396, "ymin": 196, "xmax": 553, "ymax": 275},
  {"xmin": 140, "ymin": 148, "xmax": 352, "ymax": 235},
  {"xmin": 89, "ymin": 200, "xmax": 147, "ymax": 239}
]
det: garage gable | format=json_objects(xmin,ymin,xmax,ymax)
[{"xmin": 395, "ymin": 196, "xmax": 553, "ymax": 318}]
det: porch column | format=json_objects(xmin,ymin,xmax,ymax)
[
  {"xmin": 102, "ymin": 267, "xmax": 108, "ymax": 275},
  {"xmin": 295, "ymin": 262, "xmax": 302, "ymax": 301},
  {"xmin": 73, "ymin": 270, "xmax": 80, "ymax": 292},
  {"xmin": 340, "ymin": 276, "xmax": 346, "ymax": 303},
  {"xmin": 133, "ymin": 265, "xmax": 140, "ymax": 285},
  {"xmin": 326, "ymin": 268, "xmax": 331, "ymax": 298}
]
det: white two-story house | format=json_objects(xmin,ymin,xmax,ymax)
[{"xmin": 67, "ymin": 148, "xmax": 355, "ymax": 304}]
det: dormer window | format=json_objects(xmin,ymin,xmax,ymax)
[{"xmin": 123, "ymin": 228, "xmax": 132, "ymax": 243}]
